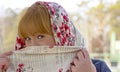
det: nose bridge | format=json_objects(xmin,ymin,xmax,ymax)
[{"xmin": 31, "ymin": 38, "xmax": 39, "ymax": 46}]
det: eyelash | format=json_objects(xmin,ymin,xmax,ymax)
[
  {"xmin": 37, "ymin": 35, "xmax": 44, "ymax": 39},
  {"xmin": 25, "ymin": 37, "xmax": 31, "ymax": 41}
]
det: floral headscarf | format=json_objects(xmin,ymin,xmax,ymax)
[{"xmin": 15, "ymin": 1, "xmax": 86, "ymax": 50}]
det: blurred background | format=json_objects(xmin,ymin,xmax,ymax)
[{"xmin": 0, "ymin": 0, "xmax": 120, "ymax": 72}]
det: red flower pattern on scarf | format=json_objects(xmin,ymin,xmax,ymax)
[{"xmin": 16, "ymin": 63, "xmax": 24, "ymax": 72}]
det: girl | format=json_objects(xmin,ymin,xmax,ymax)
[{"xmin": 0, "ymin": 1, "xmax": 111, "ymax": 72}]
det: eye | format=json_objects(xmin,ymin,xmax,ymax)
[
  {"xmin": 25, "ymin": 37, "xmax": 31, "ymax": 41},
  {"xmin": 37, "ymin": 35, "xmax": 44, "ymax": 39}
]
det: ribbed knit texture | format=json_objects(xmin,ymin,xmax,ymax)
[{"xmin": 7, "ymin": 46, "xmax": 81, "ymax": 72}]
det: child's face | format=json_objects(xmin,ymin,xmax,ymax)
[{"xmin": 24, "ymin": 33, "xmax": 55, "ymax": 47}]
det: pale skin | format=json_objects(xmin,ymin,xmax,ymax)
[
  {"xmin": 0, "ymin": 51, "xmax": 12, "ymax": 72},
  {"xmin": 0, "ymin": 33, "xmax": 96, "ymax": 72},
  {"xmin": 69, "ymin": 49, "xmax": 96, "ymax": 72}
]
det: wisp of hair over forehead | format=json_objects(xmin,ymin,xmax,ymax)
[{"xmin": 18, "ymin": 3, "xmax": 53, "ymax": 39}]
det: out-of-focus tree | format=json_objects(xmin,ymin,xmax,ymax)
[
  {"xmin": 86, "ymin": 1, "xmax": 120, "ymax": 53},
  {"xmin": 86, "ymin": 2, "xmax": 109, "ymax": 53},
  {"xmin": 108, "ymin": 1, "xmax": 120, "ymax": 40},
  {"xmin": 70, "ymin": 0, "xmax": 120, "ymax": 55},
  {"xmin": 2, "ymin": 8, "xmax": 27, "ymax": 51},
  {"xmin": 2, "ymin": 8, "xmax": 18, "ymax": 51}
]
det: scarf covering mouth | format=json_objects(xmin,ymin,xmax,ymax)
[
  {"xmin": 7, "ymin": 46, "xmax": 81, "ymax": 72},
  {"xmin": 15, "ymin": 1, "xmax": 86, "ymax": 50}
]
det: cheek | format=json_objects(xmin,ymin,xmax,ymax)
[
  {"xmin": 40, "ymin": 38, "xmax": 55, "ymax": 45},
  {"xmin": 25, "ymin": 41, "xmax": 31, "ymax": 47}
]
